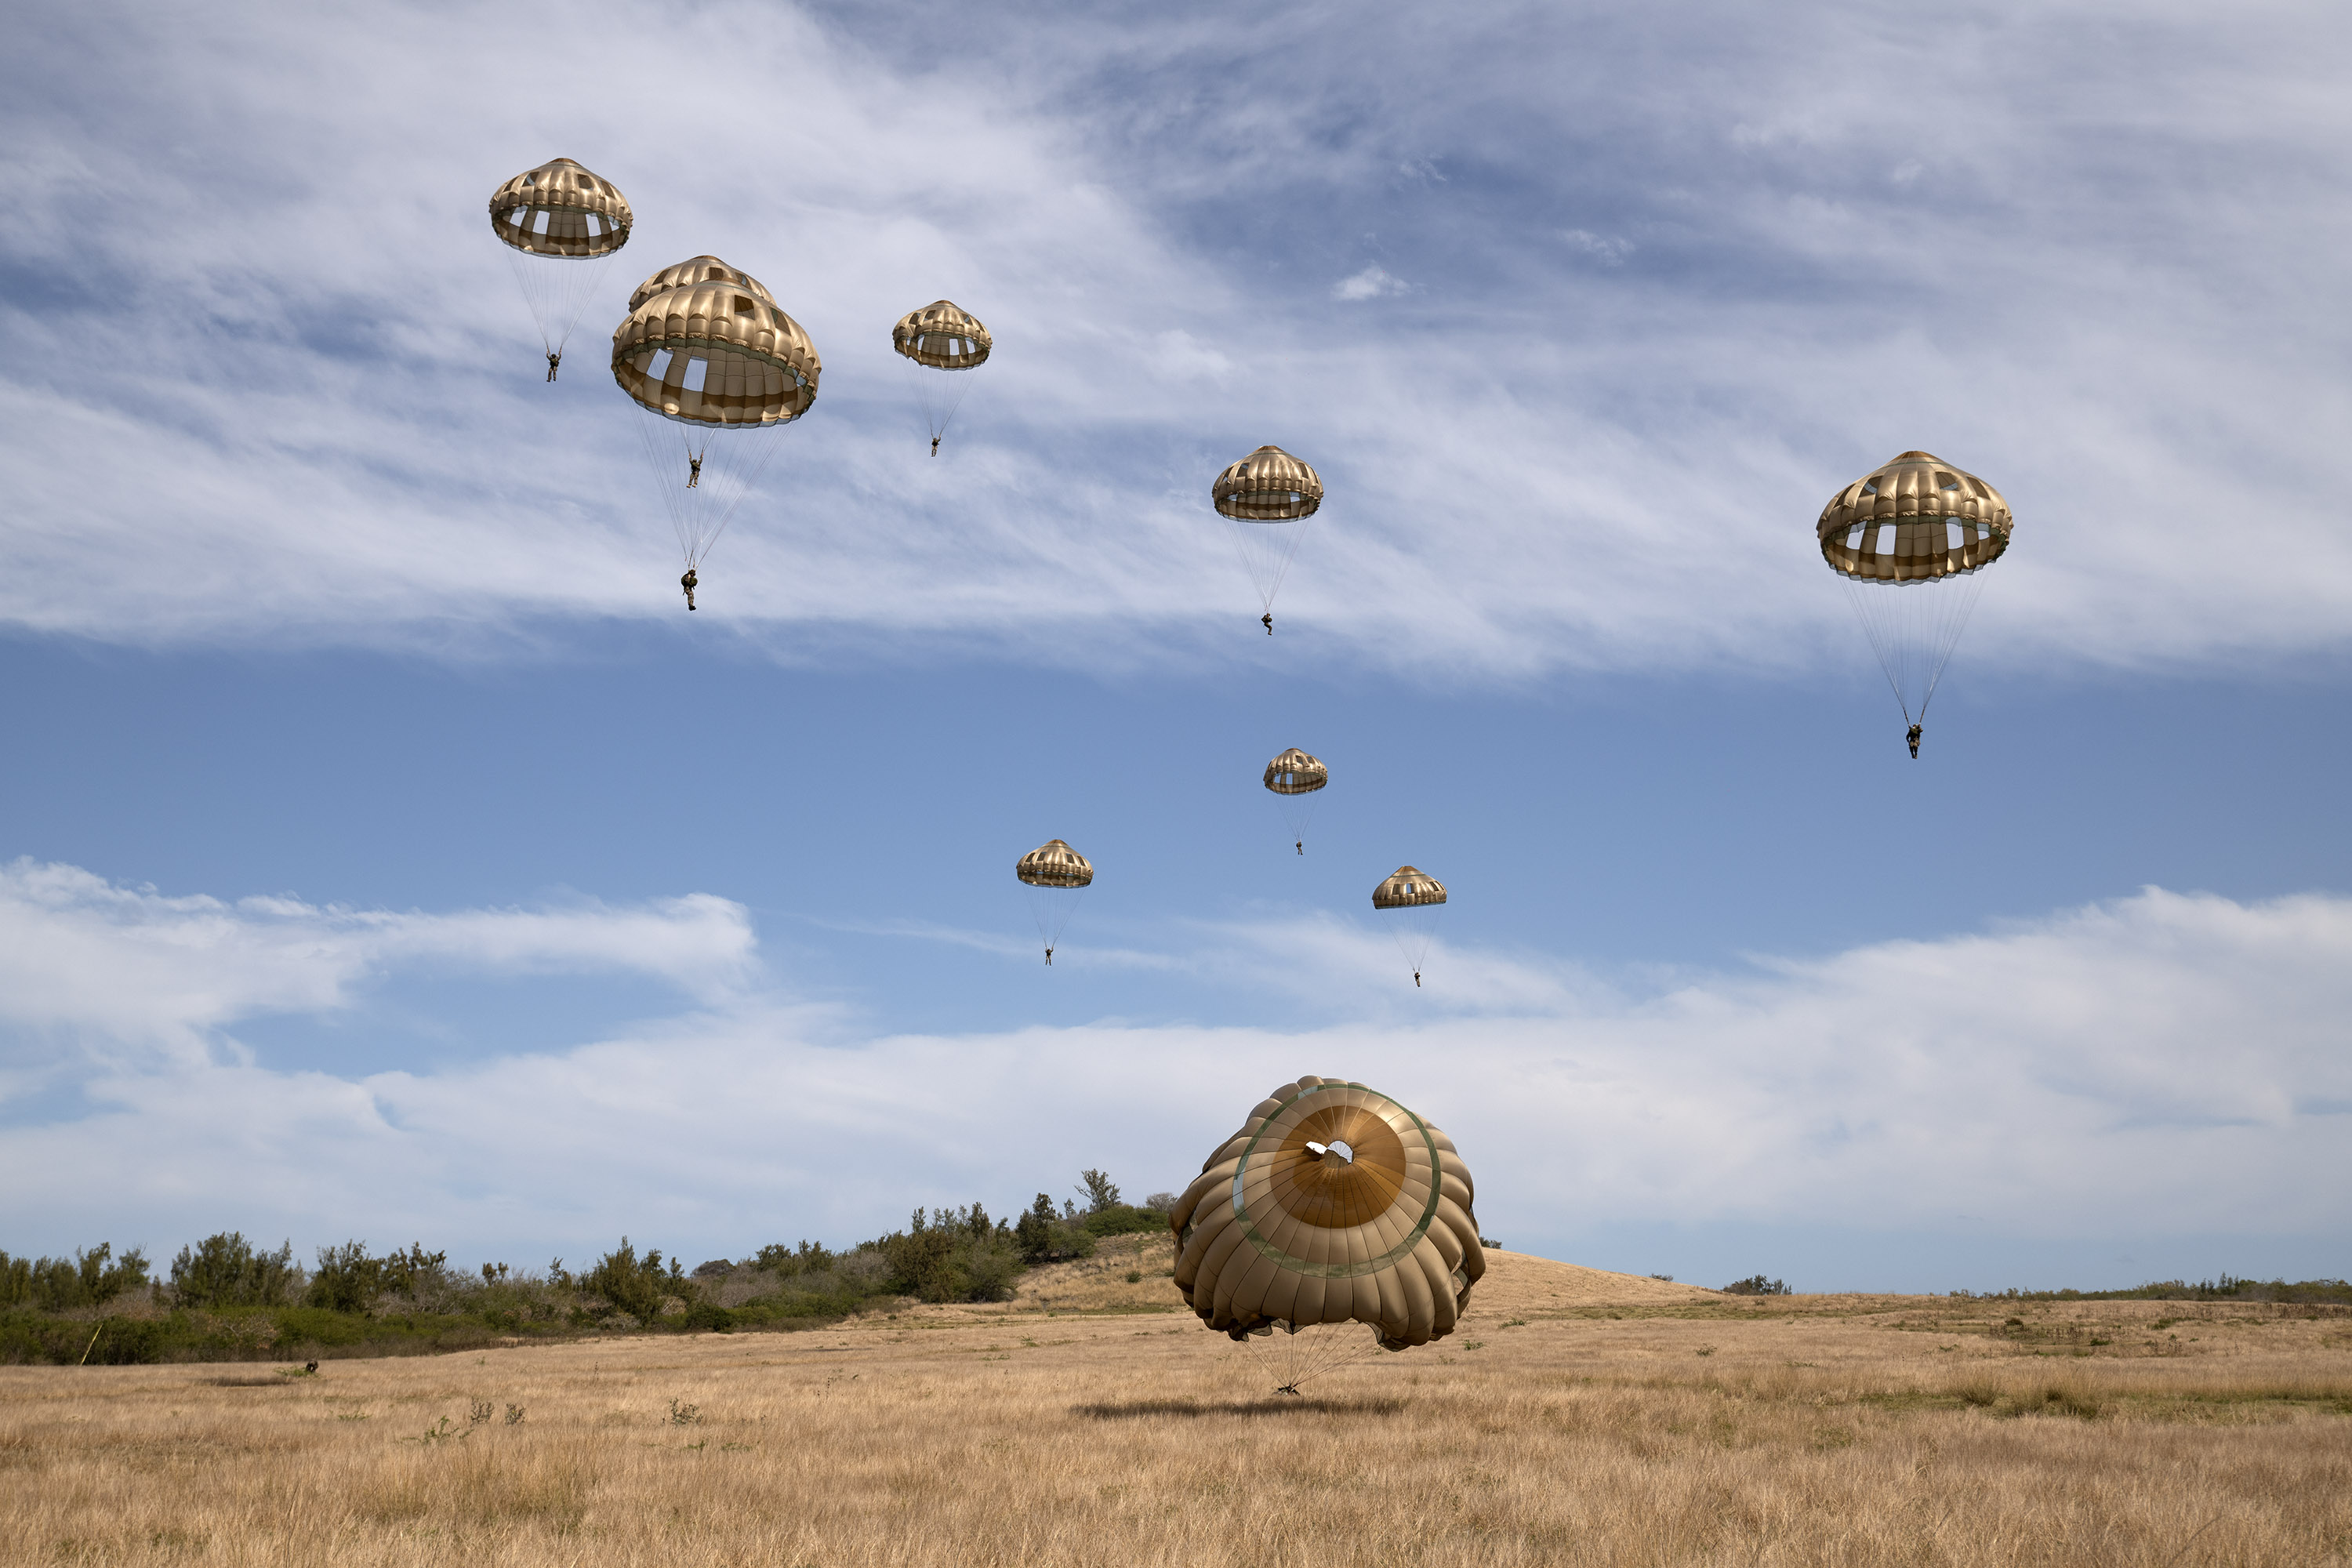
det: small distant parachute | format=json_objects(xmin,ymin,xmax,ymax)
[
  {"xmin": 487, "ymin": 158, "xmax": 633, "ymax": 379},
  {"xmin": 1372, "ymin": 866, "xmax": 1445, "ymax": 987},
  {"xmin": 1212, "ymin": 445, "xmax": 1323, "ymax": 634},
  {"xmin": 1015, "ymin": 839, "xmax": 1093, "ymax": 965},
  {"xmin": 891, "ymin": 300, "xmax": 991, "ymax": 453},
  {"xmin": 1817, "ymin": 451, "xmax": 2013, "ymax": 757},
  {"xmin": 610, "ymin": 256, "xmax": 821, "ymax": 598},
  {"xmin": 1262, "ymin": 747, "xmax": 1327, "ymax": 855},
  {"xmin": 1169, "ymin": 1075, "xmax": 1485, "ymax": 1393}
]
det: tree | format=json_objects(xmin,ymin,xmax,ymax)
[
  {"xmin": 1722, "ymin": 1275, "xmax": 1791, "ymax": 1296},
  {"xmin": 1014, "ymin": 1195, "xmax": 1057, "ymax": 1262},
  {"xmin": 170, "ymin": 1233, "xmax": 301, "ymax": 1308},
  {"xmin": 307, "ymin": 1241, "xmax": 383, "ymax": 1313},
  {"xmin": 1076, "ymin": 1170, "xmax": 1122, "ymax": 1214}
]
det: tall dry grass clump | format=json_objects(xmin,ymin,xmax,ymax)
[{"xmin": 4, "ymin": 1252, "xmax": 2348, "ymax": 1566}]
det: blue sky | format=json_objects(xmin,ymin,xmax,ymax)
[{"xmin": 2, "ymin": 0, "xmax": 2348, "ymax": 1293}]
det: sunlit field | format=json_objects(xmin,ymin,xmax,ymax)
[{"xmin": 7, "ymin": 1244, "xmax": 2350, "ymax": 1566}]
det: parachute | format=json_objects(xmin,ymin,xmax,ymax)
[
  {"xmin": 1015, "ymin": 839, "xmax": 1092, "ymax": 965},
  {"xmin": 487, "ymin": 159, "xmax": 633, "ymax": 379},
  {"xmin": 1817, "ymin": 451, "xmax": 2013, "ymax": 756},
  {"xmin": 1261, "ymin": 747, "xmax": 1327, "ymax": 855},
  {"xmin": 1372, "ymin": 866, "xmax": 1445, "ymax": 987},
  {"xmin": 1212, "ymin": 445, "xmax": 1323, "ymax": 633},
  {"xmin": 891, "ymin": 300, "xmax": 991, "ymax": 452},
  {"xmin": 1169, "ymin": 1075, "xmax": 1484, "ymax": 1393},
  {"xmin": 610, "ymin": 256, "xmax": 821, "ymax": 594}
]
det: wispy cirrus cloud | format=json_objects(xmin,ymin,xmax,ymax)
[{"xmin": 1, "ymin": 2, "xmax": 2348, "ymax": 680}]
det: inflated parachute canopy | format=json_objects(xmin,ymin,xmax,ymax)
[
  {"xmin": 1373, "ymin": 866, "xmax": 1445, "ymax": 909},
  {"xmin": 1170, "ymin": 1076, "xmax": 1484, "ymax": 1349},
  {"xmin": 1818, "ymin": 452, "xmax": 2013, "ymax": 583},
  {"xmin": 1017, "ymin": 839, "xmax": 1093, "ymax": 887},
  {"xmin": 1214, "ymin": 445, "xmax": 1324, "ymax": 522},
  {"xmin": 611, "ymin": 257, "xmax": 819, "ymax": 428},
  {"xmin": 627, "ymin": 256, "xmax": 774, "ymax": 314},
  {"xmin": 1264, "ymin": 747, "xmax": 1327, "ymax": 795},
  {"xmin": 488, "ymin": 158, "xmax": 633, "ymax": 258},
  {"xmin": 893, "ymin": 300, "xmax": 992, "ymax": 369}
]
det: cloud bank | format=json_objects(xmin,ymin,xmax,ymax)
[
  {"xmin": 2, "ymin": 0, "xmax": 2350, "ymax": 681},
  {"xmin": 4, "ymin": 858, "xmax": 2346, "ymax": 1287}
]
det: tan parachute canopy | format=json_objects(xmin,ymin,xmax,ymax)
[
  {"xmin": 627, "ymin": 256, "xmax": 773, "ymax": 314},
  {"xmin": 1816, "ymin": 451, "xmax": 2014, "ymax": 745},
  {"xmin": 892, "ymin": 300, "xmax": 992, "ymax": 369},
  {"xmin": 1170, "ymin": 1076, "xmax": 1484, "ymax": 1359},
  {"xmin": 487, "ymin": 158, "xmax": 632, "ymax": 259},
  {"xmin": 1214, "ymin": 445, "xmax": 1324, "ymax": 522},
  {"xmin": 1016, "ymin": 839, "xmax": 1094, "ymax": 887},
  {"xmin": 612, "ymin": 257, "xmax": 818, "ymax": 428},
  {"xmin": 1817, "ymin": 451, "xmax": 2013, "ymax": 583},
  {"xmin": 1373, "ymin": 866, "xmax": 1446, "ymax": 909},
  {"xmin": 1262, "ymin": 748, "xmax": 1327, "ymax": 795}
]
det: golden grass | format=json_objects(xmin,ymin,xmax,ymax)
[{"xmin": 5, "ymin": 1247, "xmax": 2350, "ymax": 1566}]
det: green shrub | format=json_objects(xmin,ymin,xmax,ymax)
[
  {"xmin": 1722, "ymin": 1275, "xmax": 1791, "ymax": 1297},
  {"xmin": 583, "ymin": 1239, "xmax": 689, "ymax": 1319},
  {"xmin": 1082, "ymin": 1204, "xmax": 1163, "ymax": 1239},
  {"xmin": 1013, "ymin": 1195, "xmax": 1098, "ymax": 1262},
  {"xmin": 879, "ymin": 1207, "xmax": 1023, "ymax": 1302},
  {"xmin": 681, "ymin": 1301, "xmax": 734, "ymax": 1332}
]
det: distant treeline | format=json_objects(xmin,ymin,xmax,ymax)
[
  {"xmin": 0, "ymin": 1170, "xmax": 1178, "ymax": 1367},
  {"xmin": 1947, "ymin": 1276, "xmax": 2352, "ymax": 1305}
]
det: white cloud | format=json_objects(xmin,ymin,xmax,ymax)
[
  {"xmin": 1560, "ymin": 228, "xmax": 1632, "ymax": 263},
  {"xmin": 4, "ymin": 861, "xmax": 2347, "ymax": 1275},
  {"xmin": 0, "ymin": 858, "xmax": 757, "ymax": 1067},
  {"xmin": 1331, "ymin": 264, "xmax": 1410, "ymax": 301}
]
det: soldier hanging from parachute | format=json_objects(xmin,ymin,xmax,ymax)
[
  {"xmin": 1213, "ymin": 445, "xmax": 1323, "ymax": 634},
  {"xmin": 1816, "ymin": 451, "xmax": 2014, "ymax": 758},
  {"xmin": 609, "ymin": 256, "xmax": 821, "ymax": 608},
  {"xmin": 891, "ymin": 300, "xmax": 991, "ymax": 455},
  {"xmin": 1015, "ymin": 840, "xmax": 1092, "ymax": 965},
  {"xmin": 487, "ymin": 158, "xmax": 633, "ymax": 380}
]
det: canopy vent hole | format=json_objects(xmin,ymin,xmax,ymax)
[
  {"xmin": 682, "ymin": 357, "xmax": 709, "ymax": 393},
  {"xmin": 1305, "ymin": 1140, "xmax": 1356, "ymax": 1163}
]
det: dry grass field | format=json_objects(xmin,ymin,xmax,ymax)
[{"xmin": 6, "ymin": 1241, "xmax": 2350, "ymax": 1566}]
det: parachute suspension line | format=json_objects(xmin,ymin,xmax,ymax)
[
  {"xmin": 902, "ymin": 358, "xmax": 973, "ymax": 448},
  {"xmin": 1223, "ymin": 517, "xmax": 1314, "ymax": 621},
  {"xmin": 1838, "ymin": 568, "xmax": 1989, "ymax": 729},
  {"xmin": 1385, "ymin": 907, "xmax": 1441, "ymax": 987},
  {"xmin": 1839, "ymin": 573, "xmax": 1915, "ymax": 724},
  {"xmin": 630, "ymin": 412, "xmax": 793, "ymax": 570},
  {"xmin": 1240, "ymin": 1320, "xmax": 1385, "ymax": 1394},
  {"xmin": 1028, "ymin": 885, "xmax": 1086, "ymax": 965},
  {"xmin": 502, "ymin": 245, "xmax": 617, "ymax": 365},
  {"xmin": 1915, "ymin": 572, "xmax": 1987, "ymax": 724}
]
